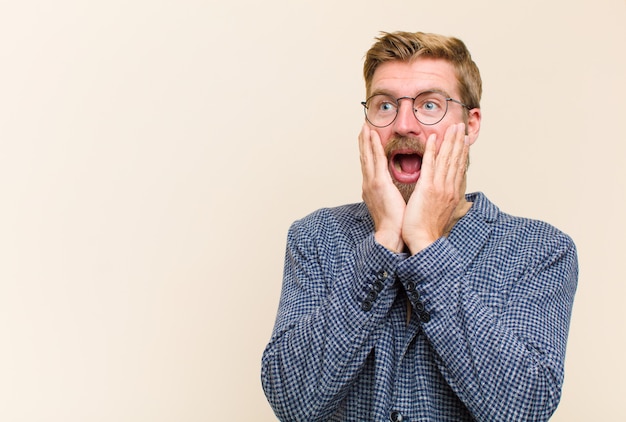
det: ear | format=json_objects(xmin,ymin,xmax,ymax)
[{"xmin": 465, "ymin": 108, "xmax": 481, "ymax": 145}]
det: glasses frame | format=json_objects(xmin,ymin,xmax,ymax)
[{"xmin": 361, "ymin": 90, "xmax": 471, "ymax": 128}]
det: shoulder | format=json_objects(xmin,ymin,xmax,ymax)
[
  {"xmin": 469, "ymin": 192, "xmax": 577, "ymax": 258},
  {"xmin": 500, "ymin": 210, "xmax": 573, "ymax": 251},
  {"xmin": 285, "ymin": 202, "xmax": 373, "ymax": 263},
  {"xmin": 289, "ymin": 202, "xmax": 371, "ymax": 237}
]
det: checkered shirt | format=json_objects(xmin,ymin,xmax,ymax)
[{"xmin": 261, "ymin": 192, "xmax": 578, "ymax": 421}]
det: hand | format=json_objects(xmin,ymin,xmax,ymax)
[
  {"xmin": 358, "ymin": 123, "xmax": 406, "ymax": 253},
  {"xmin": 402, "ymin": 123, "xmax": 470, "ymax": 254}
]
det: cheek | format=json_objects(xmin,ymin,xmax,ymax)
[
  {"xmin": 376, "ymin": 128, "xmax": 393, "ymax": 149},
  {"xmin": 425, "ymin": 128, "xmax": 445, "ymax": 148}
]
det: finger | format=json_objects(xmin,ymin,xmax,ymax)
[
  {"xmin": 419, "ymin": 133, "xmax": 437, "ymax": 185},
  {"xmin": 359, "ymin": 125, "xmax": 389, "ymax": 188},
  {"xmin": 445, "ymin": 123, "xmax": 468, "ymax": 184},
  {"xmin": 369, "ymin": 129, "xmax": 387, "ymax": 174},
  {"xmin": 431, "ymin": 123, "xmax": 458, "ymax": 185},
  {"xmin": 454, "ymin": 134, "xmax": 470, "ymax": 185},
  {"xmin": 358, "ymin": 123, "xmax": 369, "ymax": 161},
  {"xmin": 358, "ymin": 124, "xmax": 374, "ymax": 178}
]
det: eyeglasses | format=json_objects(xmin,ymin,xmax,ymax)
[{"xmin": 361, "ymin": 90, "xmax": 471, "ymax": 128}]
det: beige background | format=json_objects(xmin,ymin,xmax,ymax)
[{"xmin": 1, "ymin": 0, "xmax": 624, "ymax": 420}]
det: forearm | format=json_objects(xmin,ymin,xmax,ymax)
[
  {"xmin": 262, "ymin": 229, "xmax": 402, "ymax": 421},
  {"xmin": 261, "ymin": 285, "xmax": 388, "ymax": 421},
  {"xmin": 424, "ymin": 284, "xmax": 570, "ymax": 421},
  {"xmin": 397, "ymin": 236, "xmax": 577, "ymax": 421}
]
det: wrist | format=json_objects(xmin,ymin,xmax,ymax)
[
  {"xmin": 405, "ymin": 234, "xmax": 438, "ymax": 255},
  {"xmin": 374, "ymin": 230, "xmax": 404, "ymax": 254}
]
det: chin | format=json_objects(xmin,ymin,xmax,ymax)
[{"xmin": 394, "ymin": 181, "xmax": 415, "ymax": 203}]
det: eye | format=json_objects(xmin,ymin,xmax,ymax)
[
  {"xmin": 415, "ymin": 93, "xmax": 446, "ymax": 114},
  {"xmin": 423, "ymin": 101, "xmax": 438, "ymax": 111},
  {"xmin": 369, "ymin": 94, "xmax": 398, "ymax": 114},
  {"xmin": 379, "ymin": 101, "xmax": 395, "ymax": 112},
  {"xmin": 367, "ymin": 95, "xmax": 397, "ymax": 114}
]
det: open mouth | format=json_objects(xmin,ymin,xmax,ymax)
[{"xmin": 389, "ymin": 150, "xmax": 422, "ymax": 184}]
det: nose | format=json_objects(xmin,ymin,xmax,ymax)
[{"xmin": 392, "ymin": 98, "xmax": 423, "ymax": 137}]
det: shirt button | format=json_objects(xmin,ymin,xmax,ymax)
[
  {"xmin": 390, "ymin": 410, "xmax": 404, "ymax": 421},
  {"xmin": 361, "ymin": 300, "xmax": 373, "ymax": 311},
  {"xmin": 377, "ymin": 270, "xmax": 388, "ymax": 280},
  {"xmin": 373, "ymin": 280, "xmax": 385, "ymax": 292},
  {"xmin": 413, "ymin": 300, "xmax": 424, "ymax": 312},
  {"xmin": 406, "ymin": 281, "xmax": 416, "ymax": 291},
  {"xmin": 366, "ymin": 290, "xmax": 378, "ymax": 302},
  {"xmin": 419, "ymin": 310, "xmax": 431, "ymax": 323}
]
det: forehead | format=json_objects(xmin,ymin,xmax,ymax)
[{"xmin": 370, "ymin": 58, "xmax": 459, "ymax": 97}]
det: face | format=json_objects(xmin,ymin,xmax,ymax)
[{"xmin": 367, "ymin": 58, "xmax": 481, "ymax": 200}]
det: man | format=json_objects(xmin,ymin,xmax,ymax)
[{"xmin": 261, "ymin": 31, "xmax": 577, "ymax": 421}]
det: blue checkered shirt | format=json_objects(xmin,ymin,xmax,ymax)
[{"xmin": 262, "ymin": 192, "xmax": 578, "ymax": 421}]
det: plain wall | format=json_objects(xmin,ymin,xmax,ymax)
[{"xmin": 1, "ymin": 0, "xmax": 624, "ymax": 420}]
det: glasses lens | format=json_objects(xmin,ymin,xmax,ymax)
[
  {"xmin": 414, "ymin": 91, "xmax": 448, "ymax": 125},
  {"xmin": 365, "ymin": 94, "xmax": 397, "ymax": 127}
]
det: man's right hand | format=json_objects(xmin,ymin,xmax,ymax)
[{"xmin": 358, "ymin": 124, "xmax": 406, "ymax": 253}]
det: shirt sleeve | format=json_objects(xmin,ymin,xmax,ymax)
[
  {"xmin": 261, "ymin": 211, "xmax": 404, "ymax": 421},
  {"xmin": 395, "ymin": 226, "xmax": 578, "ymax": 422}
]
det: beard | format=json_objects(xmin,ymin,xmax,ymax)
[
  {"xmin": 383, "ymin": 134, "xmax": 471, "ymax": 204},
  {"xmin": 384, "ymin": 135, "xmax": 425, "ymax": 203},
  {"xmin": 394, "ymin": 181, "xmax": 415, "ymax": 204}
]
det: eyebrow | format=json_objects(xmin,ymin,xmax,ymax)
[{"xmin": 368, "ymin": 87, "xmax": 452, "ymax": 99}]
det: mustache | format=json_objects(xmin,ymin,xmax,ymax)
[{"xmin": 384, "ymin": 136, "xmax": 426, "ymax": 158}]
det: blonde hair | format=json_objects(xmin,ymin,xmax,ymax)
[{"xmin": 364, "ymin": 31, "xmax": 482, "ymax": 109}]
